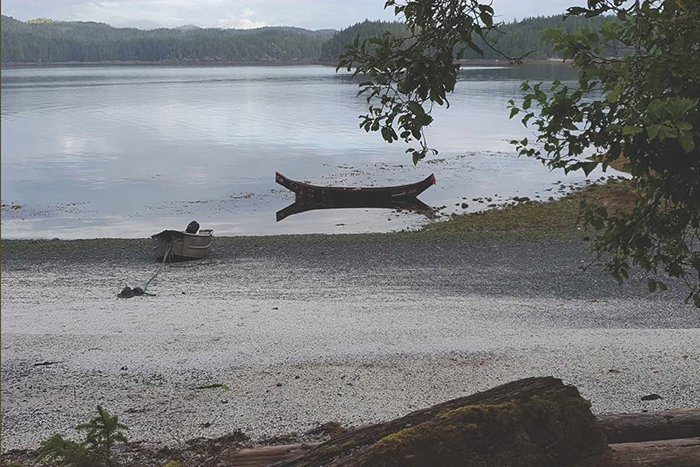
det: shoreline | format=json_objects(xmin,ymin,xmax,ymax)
[
  {"xmin": 1, "ymin": 59, "xmax": 340, "ymax": 69},
  {"xmin": 3, "ymin": 226, "xmax": 699, "ymax": 452},
  {"xmin": 0, "ymin": 58, "xmax": 568, "ymax": 69},
  {"xmin": 0, "ymin": 180, "xmax": 605, "ymax": 244},
  {"xmin": 3, "ymin": 185, "xmax": 698, "ymax": 453},
  {"xmin": 0, "ymin": 184, "xmax": 606, "ymax": 245}
]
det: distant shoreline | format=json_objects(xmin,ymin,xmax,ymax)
[
  {"xmin": 1, "ymin": 58, "xmax": 567, "ymax": 69},
  {"xmin": 1, "ymin": 59, "xmax": 339, "ymax": 69}
]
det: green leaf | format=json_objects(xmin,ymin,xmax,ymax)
[
  {"xmin": 679, "ymin": 133, "xmax": 696, "ymax": 152},
  {"xmin": 580, "ymin": 162, "xmax": 598, "ymax": 176},
  {"xmin": 480, "ymin": 11, "xmax": 493, "ymax": 28},
  {"xmin": 509, "ymin": 107, "xmax": 519, "ymax": 119},
  {"xmin": 408, "ymin": 101, "xmax": 425, "ymax": 116},
  {"xmin": 411, "ymin": 126, "xmax": 421, "ymax": 140},
  {"xmin": 646, "ymin": 124, "xmax": 661, "ymax": 140},
  {"xmin": 621, "ymin": 125, "xmax": 643, "ymax": 136},
  {"xmin": 656, "ymin": 125, "xmax": 677, "ymax": 140},
  {"xmin": 567, "ymin": 6, "xmax": 588, "ymax": 16},
  {"xmin": 606, "ymin": 81, "xmax": 623, "ymax": 103}
]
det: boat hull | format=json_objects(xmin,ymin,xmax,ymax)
[
  {"xmin": 275, "ymin": 172, "xmax": 436, "ymax": 203},
  {"xmin": 151, "ymin": 229, "xmax": 213, "ymax": 262}
]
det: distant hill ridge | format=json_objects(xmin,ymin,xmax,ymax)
[{"xmin": 1, "ymin": 14, "xmax": 611, "ymax": 63}]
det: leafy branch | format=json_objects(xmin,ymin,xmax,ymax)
[
  {"xmin": 509, "ymin": 0, "xmax": 700, "ymax": 306},
  {"xmin": 338, "ymin": 0, "xmax": 521, "ymax": 164}
]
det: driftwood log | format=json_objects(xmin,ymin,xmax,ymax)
[
  {"xmin": 598, "ymin": 408, "xmax": 700, "ymax": 443},
  {"xmin": 221, "ymin": 379, "xmax": 700, "ymax": 467},
  {"xmin": 224, "ymin": 444, "xmax": 316, "ymax": 467},
  {"xmin": 224, "ymin": 439, "xmax": 700, "ymax": 467},
  {"xmin": 275, "ymin": 376, "xmax": 612, "ymax": 467},
  {"xmin": 609, "ymin": 437, "xmax": 700, "ymax": 467}
]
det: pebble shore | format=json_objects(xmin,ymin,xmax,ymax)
[{"xmin": 2, "ymin": 234, "xmax": 699, "ymax": 450}]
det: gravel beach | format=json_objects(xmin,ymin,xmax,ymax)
[{"xmin": 2, "ymin": 234, "xmax": 699, "ymax": 451}]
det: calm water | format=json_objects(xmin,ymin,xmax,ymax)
[{"xmin": 1, "ymin": 64, "xmax": 617, "ymax": 239}]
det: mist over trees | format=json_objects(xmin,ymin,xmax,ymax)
[{"xmin": 2, "ymin": 14, "xmax": 610, "ymax": 63}]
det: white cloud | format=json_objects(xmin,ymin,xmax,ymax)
[
  {"xmin": 215, "ymin": 7, "xmax": 267, "ymax": 29},
  {"xmin": 217, "ymin": 17, "xmax": 267, "ymax": 29},
  {"xmin": 2, "ymin": 0, "xmax": 587, "ymax": 30}
]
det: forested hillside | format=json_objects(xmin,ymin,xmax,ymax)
[
  {"xmin": 319, "ymin": 20, "xmax": 409, "ymax": 62},
  {"xmin": 321, "ymin": 15, "xmax": 612, "ymax": 61},
  {"xmin": 0, "ymin": 16, "xmax": 333, "ymax": 62},
  {"xmin": 470, "ymin": 14, "xmax": 613, "ymax": 59},
  {"xmin": 1, "ymin": 14, "xmax": 612, "ymax": 63}
]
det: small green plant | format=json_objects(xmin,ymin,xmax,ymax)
[
  {"xmin": 36, "ymin": 434, "xmax": 92, "ymax": 467},
  {"xmin": 35, "ymin": 406, "xmax": 128, "ymax": 467}
]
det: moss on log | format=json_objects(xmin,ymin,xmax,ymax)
[{"xmin": 278, "ymin": 377, "xmax": 612, "ymax": 467}]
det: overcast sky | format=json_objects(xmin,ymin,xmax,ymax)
[{"xmin": 2, "ymin": 0, "xmax": 585, "ymax": 31}]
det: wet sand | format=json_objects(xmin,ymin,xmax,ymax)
[{"xmin": 2, "ymin": 234, "xmax": 699, "ymax": 450}]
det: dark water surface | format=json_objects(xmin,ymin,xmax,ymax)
[{"xmin": 1, "ymin": 64, "xmax": 617, "ymax": 239}]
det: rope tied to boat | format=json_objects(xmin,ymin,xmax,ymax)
[{"xmin": 117, "ymin": 242, "xmax": 172, "ymax": 298}]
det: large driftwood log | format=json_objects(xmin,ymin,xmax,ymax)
[
  {"xmin": 221, "ymin": 436, "xmax": 700, "ymax": 467},
  {"xmin": 598, "ymin": 408, "xmax": 700, "ymax": 443},
  {"xmin": 223, "ymin": 444, "xmax": 314, "ymax": 467},
  {"xmin": 610, "ymin": 437, "xmax": 700, "ymax": 467},
  {"xmin": 276, "ymin": 377, "xmax": 612, "ymax": 467},
  {"xmin": 219, "ymin": 402, "xmax": 699, "ymax": 467}
]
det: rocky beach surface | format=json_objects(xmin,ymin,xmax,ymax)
[{"xmin": 2, "ymin": 234, "xmax": 699, "ymax": 451}]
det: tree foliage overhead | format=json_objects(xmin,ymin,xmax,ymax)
[
  {"xmin": 338, "ymin": 0, "xmax": 503, "ymax": 163},
  {"xmin": 511, "ymin": 0, "xmax": 699, "ymax": 306},
  {"xmin": 342, "ymin": 0, "xmax": 700, "ymax": 306},
  {"xmin": 336, "ymin": 5, "xmax": 610, "ymax": 165}
]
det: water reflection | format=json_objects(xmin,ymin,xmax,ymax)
[
  {"xmin": 277, "ymin": 197, "xmax": 434, "ymax": 222},
  {"xmin": 1, "ymin": 64, "xmax": 618, "ymax": 239}
]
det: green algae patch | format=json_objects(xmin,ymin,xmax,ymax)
[
  {"xmin": 423, "ymin": 179, "xmax": 634, "ymax": 241},
  {"xmin": 364, "ymin": 396, "xmax": 606, "ymax": 467}
]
